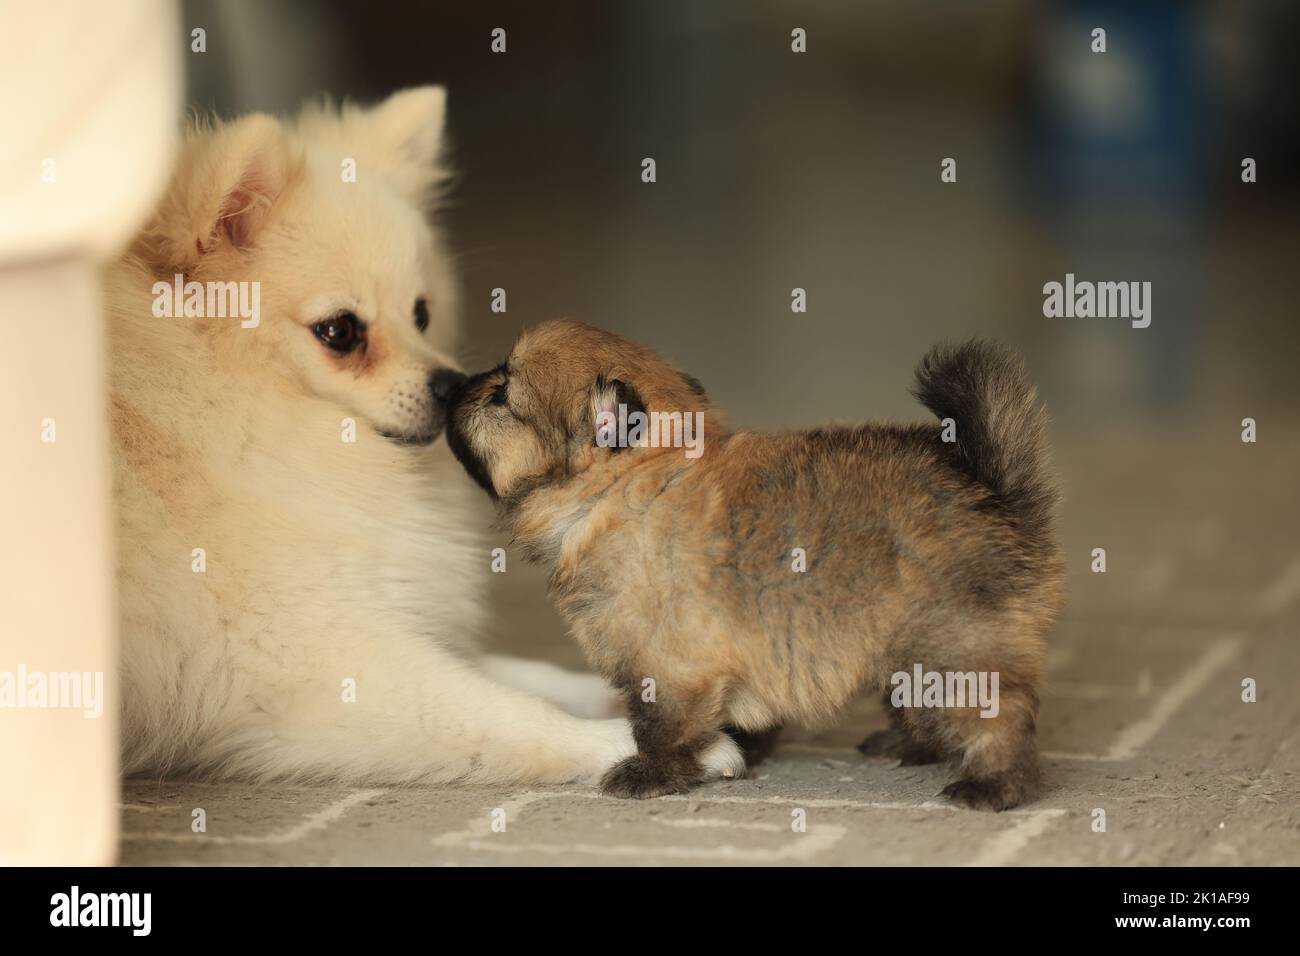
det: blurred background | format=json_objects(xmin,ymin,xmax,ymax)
[
  {"xmin": 179, "ymin": 0, "xmax": 1300, "ymax": 658},
  {"xmin": 181, "ymin": 0, "xmax": 1300, "ymax": 427}
]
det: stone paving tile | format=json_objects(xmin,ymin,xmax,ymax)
[{"xmin": 116, "ymin": 431, "xmax": 1300, "ymax": 866}]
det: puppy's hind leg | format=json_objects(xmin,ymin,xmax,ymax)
[
  {"xmin": 857, "ymin": 690, "xmax": 943, "ymax": 765},
  {"xmin": 939, "ymin": 684, "xmax": 1041, "ymax": 812}
]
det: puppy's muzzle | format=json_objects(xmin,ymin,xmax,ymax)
[{"xmin": 443, "ymin": 371, "xmax": 499, "ymax": 497}]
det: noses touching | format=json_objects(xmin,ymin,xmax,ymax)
[
  {"xmin": 380, "ymin": 368, "xmax": 466, "ymax": 447},
  {"xmin": 429, "ymin": 367, "xmax": 467, "ymax": 406}
]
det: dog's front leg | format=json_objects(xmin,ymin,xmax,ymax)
[
  {"xmin": 478, "ymin": 653, "xmax": 621, "ymax": 719},
  {"xmin": 183, "ymin": 637, "xmax": 635, "ymax": 786}
]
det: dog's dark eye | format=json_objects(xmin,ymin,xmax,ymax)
[
  {"xmin": 490, "ymin": 382, "xmax": 508, "ymax": 406},
  {"xmin": 313, "ymin": 312, "xmax": 362, "ymax": 353},
  {"xmin": 414, "ymin": 298, "xmax": 429, "ymax": 333}
]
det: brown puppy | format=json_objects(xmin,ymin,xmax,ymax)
[{"xmin": 446, "ymin": 320, "xmax": 1064, "ymax": 810}]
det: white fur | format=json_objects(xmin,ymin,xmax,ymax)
[
  {"xmin": 479, "ymin": 655, "xmax": 622, "ymax": 719},
  {"xmin": 698, "ymin": 733, "xmax": 747, "ymax": 780},
  {"xmin": 109, "ymin": 88, "xmax": 634, "ymax": 786}
]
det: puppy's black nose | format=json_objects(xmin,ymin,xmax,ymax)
[{"xmin": 429, "ymin": 368, "xmax": 468, "ymax": 404}]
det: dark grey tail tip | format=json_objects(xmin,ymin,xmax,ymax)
[
  {"xmin": 912, "ymin": 338, "xmax": 1026, "ymax": 389},
  {"xmin": 911, "ymin": 337, "xmax": 1057, "ymax": 536}
]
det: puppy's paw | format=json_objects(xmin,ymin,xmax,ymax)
[
  {"xmin": 898, "ymin": 741, "xmax": 944, "ymax": 766},
  {"xmin": 698, "ymin": 732, "xmax": 747, "ymax": 780},
  {"xmin": 940, "ymin": 777, "xmax": 1022, "ymax": 812},
  {"xmin": 601, "ymin": 753, "xmax": 695, "ymax": 799},
  {"xmin": 857, "ymin": 728, "xmax": 907, "ymax": 758},
  {"xmin": 859, "ymin": 728, "xmax": 942, "ymax": 766}
]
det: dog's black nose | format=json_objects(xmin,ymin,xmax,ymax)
[{"xmin": 429, "ymin": 368, "xmax": 468, "ymax": 404}]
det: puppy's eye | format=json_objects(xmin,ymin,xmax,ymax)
[
  {"xmin": 414, "ymin": 298, "xmax": 429, "ymax": 333},
  {"xmin": 313, "ymin": 313, "xmax": 362, "ymax": 353},
  {"xmin": 490, "ymin": 382, "xmax": 508, "ymax": 406}
]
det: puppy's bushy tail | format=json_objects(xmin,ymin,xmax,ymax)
[{"xmin": 912, "ymin": 340, "xmax": 1058, "ymax": 539}]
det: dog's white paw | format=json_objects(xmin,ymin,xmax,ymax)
[
  {"xmin": 698, "ymin": 732, "xmax": 747, "ymax": 780},
  {"xmin": 582, "ymin": 718, "xmax": 637, "ymax": 783}
]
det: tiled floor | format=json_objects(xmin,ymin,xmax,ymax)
[{"xmin": 118, "ymin": 425, "xmax": 1300, "ymax": 866}]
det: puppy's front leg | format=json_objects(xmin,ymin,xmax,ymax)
[{"xmin": 600, "ymin": 684, "xmax": 744, "ymax": 799}]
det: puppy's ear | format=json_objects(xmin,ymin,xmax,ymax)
[
  {"xmin": 590, "ymin": 375, "xmax": 645, "ymax": 449},
  {"xmin": 681, "ymin": 372, "xmax": 708, "ymax": 400},
  {"xmin": 360, "ymin": 86, "xmax": 449, "ymax": 205},
  {"xmin": 150, "ymin": 114, "xmax": 295, "ymax": 270}
]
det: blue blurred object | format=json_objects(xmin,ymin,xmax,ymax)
[{"xmin": 1031, "ymin": 0, "xmax": 1207, "ymax": 409}]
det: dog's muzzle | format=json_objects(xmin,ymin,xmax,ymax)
[{"xmin": 380, "ymin": 367, "xmax": 467, "ymax": 447}]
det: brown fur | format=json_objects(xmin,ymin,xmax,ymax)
[{"xmin": 446, "ymin": 320, "xmax": 1065, "ymax": 809}]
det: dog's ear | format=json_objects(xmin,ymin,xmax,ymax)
[
  {"xmin": 590, "ymin": 375, "xmax": 645, "ymax": 449},
  {"xmin": 150, "ymin": 113, "xmax": 295, "ymax": 270},
  {"xmin": 361, "ymin": 86, "xmax": 449, "ymax": 205}
]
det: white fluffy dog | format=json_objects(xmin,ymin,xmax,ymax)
[{"xmin": 106, "ymin": 88, "xmax": 641, "ymax": 784}]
